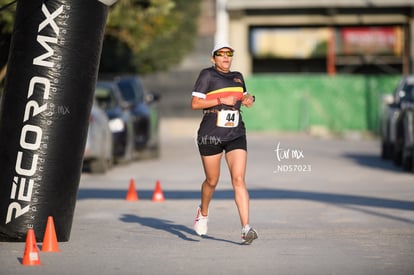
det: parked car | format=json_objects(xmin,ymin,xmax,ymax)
[
  {"xmin": 380, "ymin": 75, "xmax": 414, "ymax": 164},
  {"xmin": 83, "ymin": 102, "xmax": 113, "ymax": 174},
  {"xmin": 94, "ymin": 81, "xmax": 135, "ymax": 163},
  {"xmin": 401, "ymin": 104, "xmax": 414, "ymax": 171},
  {"xmin": 390, "ymin": 76, "xmax": 414, "ymax": 167},
  {"xmin": 115, "ymin": 75, "xmax": 161, "ymax": 158},
  {"xmin": 395, "ymin": 79, "xmax": 414, "ymax": 171}
]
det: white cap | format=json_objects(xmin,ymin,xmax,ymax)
[
  {"xmin": 97, "ymin": 0, "xmax": 118, "ymax": 6},
  {"xmin": 211, "ymin": 42, "xmax": 234, "ymax": 56}
]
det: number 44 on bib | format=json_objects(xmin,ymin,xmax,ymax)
[{"xmin": 216, "ymin": 110, "xmax": 239, "ymax": 128}]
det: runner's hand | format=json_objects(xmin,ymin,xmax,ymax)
[
  {"xmin": 220, "ymin": 96, "xmax": 238, "ymax": 106},
  {"xmin": 242, "ymin": 94, "xmax": 254, "ymax": 108}
]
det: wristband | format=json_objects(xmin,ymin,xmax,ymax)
[{"xmin": 217, "ymin": 97, "xmax": 221, "ymax": 105}]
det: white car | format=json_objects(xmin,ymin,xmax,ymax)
[{"xmin": 83, "ymin": 102, "xmax": 113, "ymax": 173}]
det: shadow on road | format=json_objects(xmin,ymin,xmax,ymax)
[
  {"xmin": 120, "ymin": 214, "xmax": 198, "ymax": 242},
  {"xmin": 343, "ymin": 153, "xmax": 404, "ymax": 172},
  {"xmin": 119, "ymin": 214, "xmax": 240, "ymax": 244},
  {"xmin": 79, "ymin": 188, "xmax": 414, "ymax": 225},
  {"xmin": 79, "ymin": 188, "xmax": 414, "ymax": 210}
]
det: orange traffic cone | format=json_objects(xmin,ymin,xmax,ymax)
[
  {"xmin": 152, "ymin": 180, "xmax": 165, "ymax": 202},
  {"xmin": 41, "ymin": 216, "xmax": 60, "ymax": 252},
  {"xmin": 22, "ymin": 229, "xmax": 41, "ymax": 266},
  {"xmin": 126, "ymin": 178, "xmax": 139, "ymax": 201}
]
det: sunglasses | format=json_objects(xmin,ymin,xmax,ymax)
[{"xmin": 214, "ymin": 51, "xmax": 234, "ymax": 57}]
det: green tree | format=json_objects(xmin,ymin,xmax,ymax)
[
  {"xmin": 101, "ymin": 0, "xmax": 201, "ymax": 74},
  {"xmin": 0, "ymin": 0, "xmax": 14, "ymax": 33},
  {"xmin": 0, "ymin": 0, "xmax": 201, "ymax": 83},
  {"xmin": 135, "ymin": 0, "xmax": 201, "ymax": 73},
  {"xmin": 0, "ymin": 0, "xmax": 16, "ymax": 85}
]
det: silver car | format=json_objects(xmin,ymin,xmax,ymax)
[{"xmin": 83, "ymin": 102, "xmax": 113, "ymax": 173}]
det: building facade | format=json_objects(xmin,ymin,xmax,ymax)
[{"xmin": 223, "ymin": 0, "xmax": 414, "ymax": 76}]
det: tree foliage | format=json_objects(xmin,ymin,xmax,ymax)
[
  {"xmin": 100, "ymin": 0, "xmax": 201, "ymax": 74},
  {"xmin": 0, "ymin": 0, "xmax": 15, "ymax": 33},
  {"xmin": 0, "ymin": 0, "xmax": 201, "ymax": 81},
  {"xmin": 0, "ymin": 0, "xmax": 16, "ymax": 84}
]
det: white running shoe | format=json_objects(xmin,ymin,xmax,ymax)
[
  {"xmin": 194, "ymin": 206, "xmax": 208, "ymax": 236},
  {"xmin": 241, "ymin": 226, "xmax": 258, "ymax": 244}
]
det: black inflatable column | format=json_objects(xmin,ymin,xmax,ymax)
[{"xmin": 0, "ymin": 0, "xmax": 115, "ymax": 242}]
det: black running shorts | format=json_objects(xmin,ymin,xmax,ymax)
[{"xmin": 197, "ymin": 135, "xmax": 247, "ymax": 156}]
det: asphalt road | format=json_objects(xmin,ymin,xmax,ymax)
[{"xmin": 1, "ymin": 118, "xmax": 414, "ymax": 275}]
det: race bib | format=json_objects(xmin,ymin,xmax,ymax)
[{"xmin": 216, "ymin": 110, "xmax": 239, "ymax": 128}]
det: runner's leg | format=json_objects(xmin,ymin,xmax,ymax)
[
  {"xmin": 200, "ymin": 152, "xmax": 222, "ymax": 216},
  {"xmin": 225, "ymin": 149, "xmax": 249, "ymax": 227}
]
